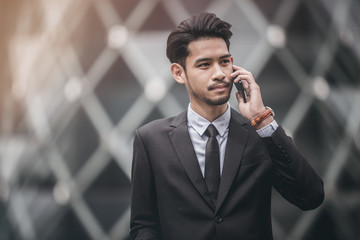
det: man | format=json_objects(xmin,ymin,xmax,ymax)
[{"xmin": 130, "ymin": 12, "xmax": 324, "ymax": 240}]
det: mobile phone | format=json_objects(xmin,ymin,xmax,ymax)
[{"xmin": 233, "ymin": 77, "xmax": 247, "ymax": 103}]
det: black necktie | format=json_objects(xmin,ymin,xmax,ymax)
[{"xmin": 205, "ymin": 124, "xmax": 220, "ymax": 203}]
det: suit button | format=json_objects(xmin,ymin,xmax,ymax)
[
  {"xmin": 215, "ymin": 216, "xmax": 223, "ymax": 223},
  {"xmin": 285, "ymin": 154, "xmax": 291, "ymax": 162},
  {"xmin": 284, "ymin": 153, "xmax": 291, "ymax": 162}
]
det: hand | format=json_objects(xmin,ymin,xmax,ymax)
[{"xmin": 231, "ymin": 65, "xmax": 273, "ymax": 128}]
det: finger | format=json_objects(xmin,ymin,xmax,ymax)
[
  {"xmin": 234, "ymin": 66, "xmax": 251, "ymax": 74},
  {"xmin": 234, "ymin": 67, "xmax": 255, "ymax": 82},
  {"xmin": 241, "ymin": 79, "xmax": 249, "ymax": 89},
  {"xmin": 231, "ymin": 65, "xmax": 248, "ymax": 78},
  {"xmin": 235, "ymin": 78, "xmax": 251, "ymax": 100},
  {"xmin": 234, "ymin": 75, "xmax": 250, "ymax": 88},
  {"xmin": 232, "ymin": 65, "xmax": 241, "ymax": 71},
  {"xmin": 236, "ymin": 76, "xmax": 257, "ymax": 93},
  {"xmin": 235, "ymin": 91, "xmax": 245, "ymax": 104},
  {"xmin": 232, "ymin": 68, "xmax": 256, "ymax": 88},
  {"xmin": 231, "ymin": 74, "xmax": 239, "ymax": 83},
  {"xmin": 231, "ymin": 66, "xmax": 241, "ymax": 82},
  {"xmin": 235, "ymin": 66, "xmax": 246, "ymax": 71},
  {"xmin": 231, "ymin": 65, "xmax": 248, "ymax": 73},
  {"xmin": 231, "ymin": 71, "xmax": 250, "ymax": 83}
]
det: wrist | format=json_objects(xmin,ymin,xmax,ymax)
[
  {"xmin": 255, "ymin": 116, "xmax": 274, "ymax": 129},
  {"xmin": 250, "ymin": 107, "xmax": 267, "ymax": 121},
  {"xmin": 251, "ymin": 106, "xmax": 275, "ymax": 129}
]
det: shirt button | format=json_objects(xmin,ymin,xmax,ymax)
[{"xmin": 215, "ymin": 216, "xmax": 223, "ymax": 223}]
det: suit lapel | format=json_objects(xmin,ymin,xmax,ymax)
[
  {"xmin": 216, "ymin": 109, "xmax": 249, "ymax": 212},
  {"xmin": 169, "ymin": 111, "xmax": 215, "ymax": 209}
]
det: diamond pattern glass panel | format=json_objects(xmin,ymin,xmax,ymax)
[
  {"xmin": 139, "ymin": 1, "xmax": 176, "ymax": 31},
  {"xmin": 286, "ymin": 2, "xmax": 329, "ymax": 73},
  {"xmin": 1, "ymin": 0, "xmax": 360, "ymax": 239},
  {"xmin": 257, "ymin": 55, "xmax": 301, "ymax": 122},
  {"xmin": 84, "ymin": 159, "xmax": 130, "ymax": 232},
  {"xmin": 70, "ymin": 5, "xmax": 107, "ymax": 72},
  {"xmin": 95, "ymin": 56, "xmax": 142, "ymax": 124},
  {"xmin": 56, "ymin": 107, "xmax": 100, "ymax": 175}
]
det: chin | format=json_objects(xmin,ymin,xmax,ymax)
[{"xmin": 206, "ymin": 95, "xmax": 230, "ymax": 106}]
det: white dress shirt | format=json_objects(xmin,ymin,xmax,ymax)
[{"xmin": 187, "ymin": 103, "xmax": 278, "ymax": 177}]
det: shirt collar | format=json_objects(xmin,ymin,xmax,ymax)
[{"xmin": 187, "ymin": 103, "xmax": 231, "ymax": 137}]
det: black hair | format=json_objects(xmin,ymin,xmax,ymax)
[{"xmin": 166, "ymin": 12, "xmax": 232, "ymax": 69}]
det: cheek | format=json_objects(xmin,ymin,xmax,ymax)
[
  {"xmin": 187, "ymin": 74, "xmax": 208, "ymax": 88},
  {"xmin": 195, "ymin": 79, "xmax": 210, "ymax": 92}
]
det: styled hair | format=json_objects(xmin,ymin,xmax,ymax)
[{"xmin": 166, "ymin": 12, "xmax": 232, "ymax": 69}]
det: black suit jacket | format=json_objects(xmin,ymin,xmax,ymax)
[{"xmin": 130, "ymin": 109, "xmax": 324, "ymax": 240}]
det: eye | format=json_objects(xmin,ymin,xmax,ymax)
[
  {"xmin": 197, "ymin": 63, "xmax": 210, "ymax": 68},
  {"xmin": 221, "ymin": 59, "xmax": 231, "ymax": 65}
]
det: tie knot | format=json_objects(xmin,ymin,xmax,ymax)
[{"xmin": 205, "ymin": 124, "xmax": 218, "ymax": 138}]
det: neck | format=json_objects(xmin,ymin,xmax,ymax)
[{"xmin": 190, "ymin": 102, "xmax": 228, "ymax": 122}]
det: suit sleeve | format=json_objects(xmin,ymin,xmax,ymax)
[
  {"xmin": 262, "ymin": 126, "xmax": 325, "ymax": 210},
  {"xmin": 130, "ymin": 129, "xmax": 160, "ymax": 240}
]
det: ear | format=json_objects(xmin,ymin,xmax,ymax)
[{"xmin": 170, "ymin": 63, "xmax": 186, "ymax": 84}]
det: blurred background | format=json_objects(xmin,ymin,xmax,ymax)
[{"xmin": 0, "ymin": 0, "xmax": 360, "ymax": 239}]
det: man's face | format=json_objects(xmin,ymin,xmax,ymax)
[{"xmin": 183, "ymin": 37, "xmax": 233, "ymax": 107}]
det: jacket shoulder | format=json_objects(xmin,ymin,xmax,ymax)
[{"xmin": 137, "ymin": 111, "xmax": 186, "ymax": 136}]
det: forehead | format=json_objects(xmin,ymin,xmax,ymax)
[{"xmin": 187, "ymin": 37, "xmax": 229, "ymax": 60}]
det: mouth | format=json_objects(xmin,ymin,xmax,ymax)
[{"xmin": 208, "ymin": 82, "xmax": 231, "ymax": 91}]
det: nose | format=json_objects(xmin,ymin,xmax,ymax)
[{"xmin": 212, "ymin": 64, "xmax": 226, "ymax": 81}]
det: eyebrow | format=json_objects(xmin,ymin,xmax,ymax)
[{"xmin": 194, "ymin": 54, "xmax": 232, "ymax": 64}]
